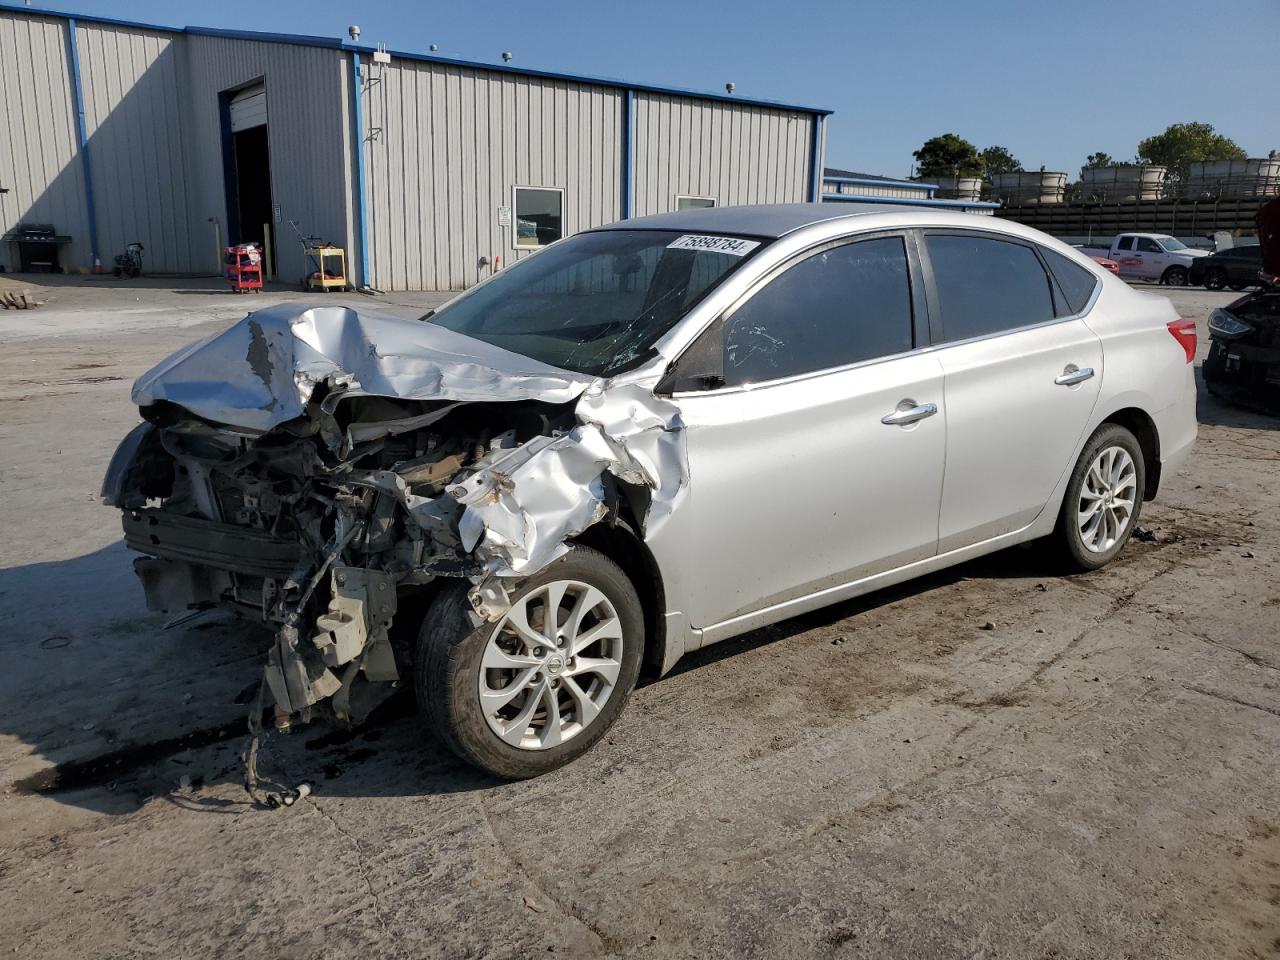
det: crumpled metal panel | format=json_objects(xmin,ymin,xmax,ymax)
[
  {"xmin": 452, "ymin": 383, "xmax": 688, "ymax": 585},
  {"xmin": 132, "ymin": 302, "xmax": 593, "ymax": 432}
]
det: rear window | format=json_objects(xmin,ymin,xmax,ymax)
[
  {"xmin": 925, "ymin": 235, "xmax": 1055, "ymax": 342},
  {"xmin": 1040, "ymin": 246, "xmax": 1100, "ymax": 315}
]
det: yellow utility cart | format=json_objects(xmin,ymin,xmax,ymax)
[{"xmin": 303, "ymin": 244, "xmax": 350, "ymax": 292}]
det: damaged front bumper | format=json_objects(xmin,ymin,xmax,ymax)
[{"xmin": 104, "ymin": 303, "xmax": 686, "ymax": 728}]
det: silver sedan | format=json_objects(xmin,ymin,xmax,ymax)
[{"xmin": 104, "ymin": 204, "xmax": 1198, "ymax": 779}]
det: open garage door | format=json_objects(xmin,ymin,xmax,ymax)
[{"xmin": 225, "ymin": 83, "xmax": 274, "ymax": 271}]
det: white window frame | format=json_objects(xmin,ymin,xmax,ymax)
[
  {"xmin": 512, "ymin": 185, "xmax": 566, "ymax": 250},
  {"xmin": 675, "ymin": 194, "xmax": 717, "ymax": 211}
]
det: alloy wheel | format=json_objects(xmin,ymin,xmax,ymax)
[
  {"xmin": 1077, "ymin": 445, "xmax": 1138, "ymax": 553},
  {"xmin": 479, "ymin": 580, "xmax": 625, "ymax": 750}
]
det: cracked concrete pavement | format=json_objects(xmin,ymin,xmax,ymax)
[{"xmin": 0, "ymin": 278, "xmax": 1277, "ymax": 959}]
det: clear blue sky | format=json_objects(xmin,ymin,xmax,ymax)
[{"xmin": 38, "ymin": 0, "xmax": 1276, "ymax": 177}]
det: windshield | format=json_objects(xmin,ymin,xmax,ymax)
[
  {"xmin": 1158, "ymin": 237, "xmax": 1188, "ymax": 251},
  {"xmin": 429, "ymin": 229, "xmax": 764, "ymax": 376}
]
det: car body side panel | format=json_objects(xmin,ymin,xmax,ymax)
[
  {"xmin": 1083, "ymin": 288, "xmax": 1198, "ymax": 479},
  {"xmin": 934, "ymin": 318, "xmax": 1104, "ymax": 553},
  {"xmin": 650, "ymin": 351, "xmax": 946, "ymax": 631}
]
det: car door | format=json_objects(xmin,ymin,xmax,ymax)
[
  {"xmin": 1133, "ymin": 236, "xmax": 1167, "ymax": 280},
  {"xmin": 920, "ymin": 233, "xmax": 1104, "ymax": 552},
  {"xmin": 659, "ymin": 233, "xmax": 946, "ymax": 630},
  {"xmin": 1112, "ymin": 235, "xmax": 1140, "ymax": 278}
]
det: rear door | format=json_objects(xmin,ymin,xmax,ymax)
[{"xmin": 921, "ymin": 233, "xmax": 1104, "ymax": 552}]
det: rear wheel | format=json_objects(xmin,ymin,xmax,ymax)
[
  {"xmin": 1203, "ymin": 267, "xmax": 1228, "ymax": 291},
  {"xmin": 416, "ymin": 545, "xmax": 643, "ymax": 779},
  {"xmin": 1051, "ymin": 423, "xmax": 1146, "ymax": 571},
  {"xmin": 1162, "ymin": 266, "xmax": 1188, "ymax": 287}
]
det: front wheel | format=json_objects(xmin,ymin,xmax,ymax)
[
  {"xmin": 415, "ymin": 545, "xmax": 644, "ymax": 779},
  {"xmin": 1203, "ymin": 267, "xmax": 1228, "ymax": 291},
  {"xmin": 1051, "ymin": 423, "xmax": 1146, "ymax": 571},
  {"xmin": 1162, "ymin": 266, "xmax": 1188, "ymax": 287}
]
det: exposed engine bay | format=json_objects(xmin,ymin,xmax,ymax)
[{"xmin": 102, "ymin": 303, "xmax": 686, "ymax": 729}]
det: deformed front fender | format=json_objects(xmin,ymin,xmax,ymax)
[{"xmin": 448, "ymin": 382, "xmax": 689, "ymax": 619}]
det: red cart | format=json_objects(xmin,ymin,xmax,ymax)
[{"xmin": 225, "ymin": 243, "xmax": 263, "ymax": 293}]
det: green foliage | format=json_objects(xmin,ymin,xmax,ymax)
[
  {"xmin": 913, "ymin": 134, "xmax": 982, "ymax": 178},
  {"xmin": 980, "ymin": 145, "xmax": 1023, "ymax": 177},
  {"xmin": 1136, "ymin": 123, "xmax": 1246, "ymax": 183}
]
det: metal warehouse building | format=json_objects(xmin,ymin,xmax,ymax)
[{"xmin": 0, "ymin": 4, "xmax": 830, "ymax": 291}]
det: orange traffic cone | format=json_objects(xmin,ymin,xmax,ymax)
[{"xmin": 92, "ymin": 255, "xmax": 103, "ymax": 274}]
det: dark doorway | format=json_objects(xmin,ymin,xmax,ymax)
[{"xmin": 231, "ymin": 125, "xmax": 274, "ymax": 265}]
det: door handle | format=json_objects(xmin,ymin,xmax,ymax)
[
  {"xmin": 881, "ymin": 401, "xmax": 938, "ymax": 426},
  {"xmin": 1054, "ymin": 366, "xmax": 1095, "ymax": 386}
]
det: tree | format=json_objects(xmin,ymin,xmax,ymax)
[
  {"xmin": 980, "ymin": 145, "xmax": 1022, "ymax": 177},
  {"xmin": 1137, "ymin": 122, "xmax": 1246, "ymax": 184},
  {"xmin": 913, "ymin": 134, "xmax": 982, "ymax": 179},
  {"xmin": 1082, "ymin": 152, "xmax": 1118, "ymax": 170}
]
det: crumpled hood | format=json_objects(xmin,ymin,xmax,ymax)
[
  {"xmin": 132, "ymin": 302, "xmax": 594, "ymax": 431},
  {"xmin": 1258, "ymin": 197, "xmax": 1280, "ymax": 277}
]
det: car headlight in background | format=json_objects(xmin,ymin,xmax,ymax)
[{"xmin": 1208, "ymin": 309, "xmax": 1253, "ymax": 339}]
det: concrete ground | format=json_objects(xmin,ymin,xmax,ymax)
[{"xmin": 0, "ymin": 277, "xmax": 1277, "ymax": 960}]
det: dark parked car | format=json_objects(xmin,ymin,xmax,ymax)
[
  {"xmin": 1203, "ymin": 199, "xmax": 1280, "ymax": 412},
  {"xmin": 1189, "ymin": 244, "xmax": 1263, "ymax": 291}
]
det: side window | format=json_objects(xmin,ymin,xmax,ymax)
[
  {"xmin": 721, "ymin": 237, "xmax": 914, "ymax": 387},
  {"xmin": 924, "ymin": 234, "xmax": 1055, "ymax": 342},
  {"xmin": 1040, "ymin": 246, "xmax": 1101, "ymax": 316},
  {"xmin": 1136, "ymin": 237, "xmax": 1162, "ymax": 253},
  {"xmin": 513, "ymin": 186, "xmax": 564, "ymax": 248},
  {"xmin": 1117, "ymin": 236, "xmax": 1135, "ymax": 251}
]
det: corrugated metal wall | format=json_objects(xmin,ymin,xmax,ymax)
[
  {"xmin": 361, "ymin": 59, "xmax": 624, "ymax": 292},
  {"xmin": 76, "ymin": 22, "xmax": 195, "ymax": 272},
  {"xmin": 632, "ymin": 93, "xmax": 815, "ymax": 218},
  {"xmin": 1, "ymin": 9, "xmax": 825, "ymax": 289},
  {"xmin": 183, "ymin": 35, "xmax": 353, "ymax": 282},
  {"xmin": 0, "ymin": 12, "xmax": 88, "ymax": 272}
]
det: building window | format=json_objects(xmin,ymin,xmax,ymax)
[
  {"xmin": 513, "ymin": 186, "xmax": 564, "ymax": 248},
  {"xmin": 676, "ymin": 195, "xmax": 717, "ymax": 211}
]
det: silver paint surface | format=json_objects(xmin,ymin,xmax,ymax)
[{"xmin": 132, "ymin": 302, "xmax": 593, "ymax": 432}]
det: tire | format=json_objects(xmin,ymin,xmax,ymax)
[
  {"xmin": 416, "ymin": 545, "xmax": 644, "ymax": 779},
  {"xmin": 1051, "ymin": 423, "xmax": 1146, "ymax": 572},
  {"xmin": 1203, "ymin": 267, "xmax": 1228, "ymax": 291},
  {"xmin": 1162, "ymin": 266, "xmax": 1188, "ymax": 287}
]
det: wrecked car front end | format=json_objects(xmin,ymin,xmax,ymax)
[{"xmin": 103, "ymin": 302, "xmax": 685, "ymax": 728}]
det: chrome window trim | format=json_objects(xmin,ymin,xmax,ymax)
[{"xmin": 669, "ymin": 341, "xmax": 929, "ymax": 398}]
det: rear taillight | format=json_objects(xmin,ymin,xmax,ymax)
[{"xmin": 1167, "ymin": 319, "xmax": 1196, "ymax": 363}]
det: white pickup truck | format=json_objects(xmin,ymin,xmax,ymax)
[{"xmin": 1077, "ymin": 233, "xmax": 1209, "ymax": 286}]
